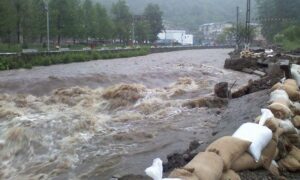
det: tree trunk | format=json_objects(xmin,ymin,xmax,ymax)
[
  {"xmin": 40, "ymin": 34, "xmax": 43, "ymax": 44},
  {"xmin": 17, "ymin": 20, "xmax": 21, "ymax": 44},
  {"xmin": 58, "ymin": 34, "xmax": 61, "ymax": 46}
]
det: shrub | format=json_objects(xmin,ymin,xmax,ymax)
[
  {"xmin": 24, "ymin": 63, "xmax": 32, "ymax": 69},
  {"xmin": 91, "ymin": 51, "xmax": 101, "ymax": 60},
  {"xmin": 0, "ymin": 48, "xmax": 150, "ymax": 70}
]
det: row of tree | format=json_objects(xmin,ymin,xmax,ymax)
[
  {"xmin": 0, "ymin": 0, "xmax": 163, "ymax": 47},
  {"xmin": 256, "ymin": 0, "xmax": 300, "ymax": 42}
]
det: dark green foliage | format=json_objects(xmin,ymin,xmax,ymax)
[
  {"xmin": 0, "ymin": 0, "xmax": 114, "ymax": 47},
  {"xmin": 0, "ymin": 43, "xmax": 21, "ymax": 52},
  {"xmin": 0, "ymin": 48, "xmax": 149, "ymax": 71},
  {"xmin": 111, "ymin": 0, "xmax": 132, "ymax": 45},
  {"xmin": 143, "ymin": 3, "xmax": 163, "ymax": 43},
  {"xmin": 257, "ymin": 0, "xmax": 300, "ymax": 42},
  {"xmin": 274, "ymin": 25, "xmax": 300, "ymax": 51},
  {"xmin": 0, "ymin": 0, "xmax": 164, "ymax": 50},
  {"xmin": 0, "ymin": 0, "xmax": 162, "ymax": 49}
]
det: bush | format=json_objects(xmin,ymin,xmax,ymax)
[
  {"xmin": 24, "ymin": 63, "xmax": 32, "ymax": 69},
  {"xmin": 0, "ymin": 43, "xmax": 21, "ymax": 52},
  {"xmin": 0, "ymin": 62, "xmax": 5, "ymax": 70},
  {"xmin": 0, "ymin": 48, "xmax": 150, "ymax": 71},
  {"xmin": 275, "ymin": 25, "xmax": 300, "ymax": 51},
  {"xmin": 91, "ymin": 51, "xmax": 101, "ymax": 60}
]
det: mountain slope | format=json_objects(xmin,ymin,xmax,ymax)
[{"xmin": 95, "ymin": 0, "xmax": 257, "ymax": 32}]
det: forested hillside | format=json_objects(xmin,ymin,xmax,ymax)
[
  {"xmin": 96, "ymin": 0, "xmax": 257, "ymax": 32},
  {"xmin": 257, "ymin": 0, "xmax": 300, "ymax": 50}
]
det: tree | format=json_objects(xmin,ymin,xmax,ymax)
[
  {"xmin": 274, "ymin": 25, "xmax": 300, "ymax": 51},
  {"xmin": 111, "ymin": 0, "xmax": 132, "ymax": 45},
  {"xmin": 49, "ymin": 0, "xmax": 80, "ymax": 45},
  {"xmin": 217, "ymin": 25, "xmax": 256, "ymax": 46},
  {"xmin": 135, "ymin": 20, "xmax": 150, "ymax": 44},
  {"xmin": 256, "ymin": 0, "xmax": 300, "ymax": 41},
  {"xmin": 0, "ymin": 0, "xmax": 16, "ymax": 43},
  {"xmin": 11, "ymin": 0, "xmax": 30, "ymax": 44},
  {"xmin": 82, "ymin": 0, "xmax": 97, "ymax": 42},
  {"xmin": 95, "ymin": 3, "xmax": 113, "ymax": 41},
  {"xmin": 143, "ymin": 3, "xmax": 163, "ymax": 43},
  {"xmin": 29, "ymin": 0, "xmax": 47, "ymax": 44},
  {"xmin": 67, "ymin": 0, "xmax": 83, "ymax": 42}
]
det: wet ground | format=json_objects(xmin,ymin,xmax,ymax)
[{"xmin": 0, "ymin": 49, "xmax": 260, "ymax": 179}]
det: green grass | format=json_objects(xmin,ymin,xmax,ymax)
[{"xmin": 0, "ymin": 48, "xmax": 150, "ymax": 71}]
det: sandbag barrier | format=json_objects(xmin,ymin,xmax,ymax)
[{"xmin": 146, "ymin": 73, "xmax": 300, "ymax": 179}]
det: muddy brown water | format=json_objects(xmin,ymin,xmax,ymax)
[{"xmin": 0, "ymin": 49, "xmax": 260, "ymax": 179}]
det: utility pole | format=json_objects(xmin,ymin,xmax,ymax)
[
  {"xmin": 132, "ymin": 15, "xmax": 136, "ymax": 46},
  {"xmin": 245, "ymin": 0, "xmax": 251, "ymax": 50},
  {"xmin": 44, "ymin": 0, "xmax": 50, "ymax": 51},
  {"xmin": 236, "ymin": 6, "xmax": 240, "ymax": 50}
]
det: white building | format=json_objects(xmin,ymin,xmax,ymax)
[
  {"xmin": 250, "ymin": 23, "xmax": 265, "ymax": 42},
  {"xmin": 158, "ymin": 30, "xmax": 194, "ymax": 45},
  {"xmin": 199, "ymin": 22, "xmax": 233, "ymax": 45}
]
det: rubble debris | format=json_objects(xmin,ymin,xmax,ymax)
[
  {"xmin": 253, "ymin": 70, "xmax": 266, "ymax": 77},
  {"xmin": 224, "ymin": 58, "xmax": 257, "ymax": 71},
  {"xmin": 279, "ymin": 59, "xmax": 291, "ymax": 78},
  {"xmin": 214, "ymin": 82, "xmax": 230, "ymax": 98},
  {"xmin": 232, "ymin": 75, "xmax": 282, "ymax": 99},
  {"xmin": 242, "ymin": 68, "xmax": 254, "ymax": 74},
  {"xmin": 183, "ymin": 96, "xmax": 228, "ymax": 109},
  {"xmin": 163, "ymin": 140, "xmax": 202, "ymax": 172}
]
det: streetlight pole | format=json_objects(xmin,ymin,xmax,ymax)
[
  {"xmin": 236, "ymin": 6, "xmax": 240, "ymax": 50},
  {"xmin": 132, "ymin": 19, "xmax": 135, "ymax": 46},
  {"xmin": 44, "ymin": 0, "xmax": 50, "ymax": 51},
  {"xmin": 245, "ymin": 0, "xmax": 251, "ymax": 50}
]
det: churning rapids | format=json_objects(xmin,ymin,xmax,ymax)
[{"xmin": 0, "ymin": 49, "xmax": 258, "ymax": 179}]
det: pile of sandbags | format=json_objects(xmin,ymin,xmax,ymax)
[
  {"xmin": 291, "ymin": 64, "xmax": 300, "ymax": 87},
  {"xmin": 240, "ymin": 50, "xmax": 259, "ymax": 59},
  {"xmin": 147, "ymin": 121, "xmax": 277, "ymax": 179},
  {"xmin": 267, "ymin": 78, "xmax": 300, "ymax": 173},
  {"xmin": 146, "ymin": 78, "xmax": 300, "ymax": 180}
]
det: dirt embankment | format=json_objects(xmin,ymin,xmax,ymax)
[{"xmin": 120, "ymin": 89, "xmax": 300, "ymax": 180}]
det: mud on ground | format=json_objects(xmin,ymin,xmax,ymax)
[{"xmin": 120, "ymin": 90, "xmax": 300, "ymax": 180}]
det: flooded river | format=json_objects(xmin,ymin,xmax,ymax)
[{"xmin": 0, "ymin": 49, "xmax": 258, "ymax": 179}]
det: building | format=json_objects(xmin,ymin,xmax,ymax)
[
  {"xmin": 199, "ymin": 22, "xmax": 233, "ymax": 45},
  {"xmin": 157, "ymin": 30, "xmax": 194, "ymax": 45},
  {"xmin": 251, "ymin": 23, "xmax": 265, "ymax": 42}
]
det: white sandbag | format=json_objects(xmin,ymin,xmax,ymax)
[
  {"xmin": 292, "ymin": 102, "xmax": 300, "ymax": 115},
  {"xmin": 269, "ymin": 90, "xmax": 291, "ymax": 106},
  {"xmin": 270, "ymin": 89, "xmax": 289, "ymax": 102},
  {"xmin": 293, "ymin": 102, "xmax": 300, "ymax": 110},
  {"xmin": 265, "ymin": 49, "xmax": 274, "ymax": 54},
  {"xmin": 259, "ymin": 109, "xmax": 274, "ymax": 126},
  {"xmin": 272, "ymin": 160, "xmax": 279, "ymax": 168},
  {"xmin": 145, "ymin": 158, "xmax": 181, "ymax": 180},
  {"xmin": 232, "ymin": 123, "xmax": 272, "ymax": 162},
  {"xmin": 279, "ymin": 120, "xmax": 298, "ymax": 134},
  {"xmin": 291, "ymin": 64, "xmax": 300, "ymax": 87}
]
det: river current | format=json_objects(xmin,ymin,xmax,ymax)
[{"xmin": 0, "ymin": 49, "xmax": 258, "ymax": 179}]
